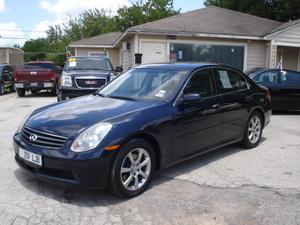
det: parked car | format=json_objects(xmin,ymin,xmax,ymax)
[
  {"xmin": 14, "ymin": 61, "xmax": 60, "ymax": 97},
  {"xmin": 57, "ymin": 56, "xmax": 122, "ymax": 101},
  {"xmin": 0, "ymin": 64, "xmax": 14, "ymax": 95},
  {"xmin": 244, "ymin": 67, "xmax": 265, "ymax": 76},
  {"xmin": 13, "ymin": 63, "xmax": 271, "ymax": 197},
  {"xmin": 249, "ymin": 69, "xmax": 300, "ymax": 111}
]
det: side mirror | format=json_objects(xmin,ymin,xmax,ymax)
[
  {"xmin": 182, "ymin": 93, "xmax": 202, "ymax": 104},
  {"xmin": 115, "ymin": 66, "xmax": 123, "ymax": 73}
]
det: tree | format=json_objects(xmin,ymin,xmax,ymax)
[
  {"xmin": 204, "ymin": 0, "xmax": 300, "ymax": 22},
  {"xmin": 22, "ymin": 38, "xmax": 50, "ymax": 61},
  {"xmin": 116, "ymin": 0, "xmax": 179, "ymax": 31},
  {"xmin": 22, "ymin": 0, "xmax": 180, "ymax": 65}
]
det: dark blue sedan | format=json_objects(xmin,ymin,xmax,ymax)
[{"xmin": 13, "ymin": 63, "xmax": 271, "ymax": 197}]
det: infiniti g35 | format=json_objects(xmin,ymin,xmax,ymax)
[{"xmin": 13, "ymin": 63, "xmax": 271, "ymax": 197}]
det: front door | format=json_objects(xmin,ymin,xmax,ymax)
[{"xmin": 173, "ymin": 69, "xmax": 224, "ymax": 159}]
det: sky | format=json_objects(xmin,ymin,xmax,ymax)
[{"xmin": 0, "ymin": 0, "xmax": 205, "ymax": 46}]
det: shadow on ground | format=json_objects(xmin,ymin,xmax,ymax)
[
  {"xmin": 272, "ymin": 111, "xmax": 300, "ymax": 115},
  {"xmin": 22, "ymin": 91, "xmax": 56, "ymax": 98},
  {"xmin": 13, "ymin": 136, "xmax": 267, "ymax": 206}
]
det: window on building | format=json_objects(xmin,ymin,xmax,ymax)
[
  {"xmin": 170, "ymin": 43, "xmax": 245, "ymax": 71},
  {"xmin": 88, "ymin": 52, "xmax": 108, "ymax": 57}
]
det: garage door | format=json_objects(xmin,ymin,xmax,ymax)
[{"xmin": 142, "ymin": 42, "xmax": 167, "ymax": 64}]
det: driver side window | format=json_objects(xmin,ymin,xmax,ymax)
[{"xmin": 184, "ymin": 69, "xmax": 214, "ymax": 98}]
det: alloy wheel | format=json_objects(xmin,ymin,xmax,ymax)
[
  {"xmin": 248, "ymin": 115, "xmax": 262, "ymax": 144},
  {"xmin": 120, "ymin": 148, "xmax": 151, "ymax": 191}
]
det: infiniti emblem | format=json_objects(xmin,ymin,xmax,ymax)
[{"xmin": 29, "ymin": 134, "xmax": 38, "ymax": 142}]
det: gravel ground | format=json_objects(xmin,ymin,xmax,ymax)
[{"xmin": 0, "ymin": 92, "xmax": 299, "ymax": 225}]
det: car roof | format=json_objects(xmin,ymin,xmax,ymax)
[
  {"xmin": 135, "ymin": 62, "xmax": 234, "ymax": 71},
  {"xmin": 254, "ymin": 68, "xmax": 300, "ymax": 74},
  {"xmin": 26, "ymin": 61, "xmax": 54, "ymax": 64}
]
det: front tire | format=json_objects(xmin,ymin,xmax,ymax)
[
  {"xmin": 57, "ymin": 91, "xmax": 66, "ymax": 101},
  {"xmin": 10, "ymin": 82, "xmax": 15, "ymax": 92},
  {"xmin": 17, "ymin": 88, "xmax": 25, "ymax": 97},
  {"xmin": 110, "ymin": 139, "xmax": 156, "ymax": 198},
  {"xmin": 241, "ymin": 111, "xmax": 263, "ymax": 149}
]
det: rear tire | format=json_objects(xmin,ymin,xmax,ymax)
[
  {"xmin": 17, "ymin": 88, "xmax": 25, "ymax": 97},
  {"xmin": 241, "ymin": 111, "xmax": 263, "ymax": 149},
  {"xmin": 31, "ymin": 90, "xmax": 37, "ymax": 95},
  {"xmin": 110, "ymin": 139, "xmax": 156, "ymax": 198},
  {"xmin": 0, "ymin": 83, "xmax": 4, "ymax": 95}
]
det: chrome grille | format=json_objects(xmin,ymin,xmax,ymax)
[
  {"xmin": 21, "ymin": 126, "xmax": 67, "ymax": 149},
  {"xmin": 75, "ymin": 77, "xmax": 106, "ymax": 89}
]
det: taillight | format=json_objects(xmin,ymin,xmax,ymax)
[
  {"xmin": 265, "ymin": 89, "xmax": 271, "ymax": 101},
  {"xmin": 49, "ymin": 71, "xmax": 55, "ymax": 80},
  {"xmin": 14, "ymin": 71, "xmax": 18, "ymax": 82}
]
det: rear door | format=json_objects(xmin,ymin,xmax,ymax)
[
  {"xmin": 174, "ymin": 68, "xmax": 224, "ymax": 159},
  {"xmin": 278, "ymin": 70, "xmax": 300, "ymax": 110},
  {"xmin": 213, "ymin": 68, "xmax": 251, "ymax": 143}
]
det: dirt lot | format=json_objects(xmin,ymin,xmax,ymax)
[{"xmin": 0, "ymin": 92, "xmax": 299, "ymax": 225}]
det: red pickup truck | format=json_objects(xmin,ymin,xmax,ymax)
[{"xmin": 14, "ymin": 61, "xmax": 60, "ymax": 97}]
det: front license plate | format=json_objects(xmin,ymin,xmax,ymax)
[
  {"xmin": 19, "ymin": 148, "xmax": 42, "ymax": 166},
  {"xmin": 31, "ymin": 83, "xmax": 38, "ymax": 87}
]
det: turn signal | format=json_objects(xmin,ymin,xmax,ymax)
[{"xmin": 104, "ymin": 145, "xmax": 120, "ymax": 151}]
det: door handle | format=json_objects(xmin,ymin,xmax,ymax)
[{"xmin": 212, "ymin": 103, "xmax": 221, "ymax": 109}]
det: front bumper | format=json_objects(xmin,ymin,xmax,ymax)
[{"xmin": 13, "ymin": 134, "xmax": 115, "ymax": 190}]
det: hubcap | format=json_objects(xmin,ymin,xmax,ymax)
[
  {"xmin": 120, "ymin": 148, "xmax": 151, "ymax": 191},
  {"xmin": 248, "ymin": 116, "xmax": 262, "ymax": 144}
]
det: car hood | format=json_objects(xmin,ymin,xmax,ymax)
[{"xmin": 25, "ymin": 95, "xmax": 160, "ymax": 138}]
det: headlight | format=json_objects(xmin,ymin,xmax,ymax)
[
  {"xmin": 16, "ymin": 113, "xmax": 32, "ymax": 133},
  {"xmin": 61, "ymin": 74, "xmax": 72, "ymax": 87},
  {"xmin": 71, "ymin": 123, "xmax": 112, "ymax": 152}
]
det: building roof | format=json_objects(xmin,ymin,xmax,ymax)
[
  {"xmin": 69, "ymin": 32, "xmax": 122, "ymax": 47},
  {"xmin": 69, "ymin": 6, "xmax": 300, "ymax": 48},
  {"xmin": 128, "ymin": 6, "xmax": 282, "ymax": 37},
  {"xmin": 267, "ymin": 19, "xmax": 300, "ymax": 35}
]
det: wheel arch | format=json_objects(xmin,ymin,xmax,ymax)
[
  {"xmin": 250, "ymin": 107, "xmax": 265, "ymax": 128},
  {"xmin": 120, "ymin": 133, "xmax": 162, "ymax": 170}
]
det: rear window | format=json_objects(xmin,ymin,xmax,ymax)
[{"xmin": 25, "ymin": 63, "xmax": 53, "ymax": 70}]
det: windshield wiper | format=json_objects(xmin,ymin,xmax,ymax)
[
  {"xmin": 107, "ymin": 95, "xmax": 136, "ymax": 101},
  {"xmin": 93, "ymin": 92, "xmax": 105, "ymax": 97}
]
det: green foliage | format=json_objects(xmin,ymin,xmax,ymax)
[
  {"xmin": 204, "ymin": 0, "xmax": 300, "ymax": 22},
  {"xmin": 21, "ymin": 0, "xmax": 179, "ymax": 65}
]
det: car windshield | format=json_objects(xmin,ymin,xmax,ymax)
[
  {"xmin": 25, "ymin": 63, "xmax": 53, "ymax": 70},
  {"xmin": 65, "ymin": 57, "xmax": 112, "ymax": 71},
  {"xmin": 98, "ymin": 68, "xmax": 189, "ymax": 102}
]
